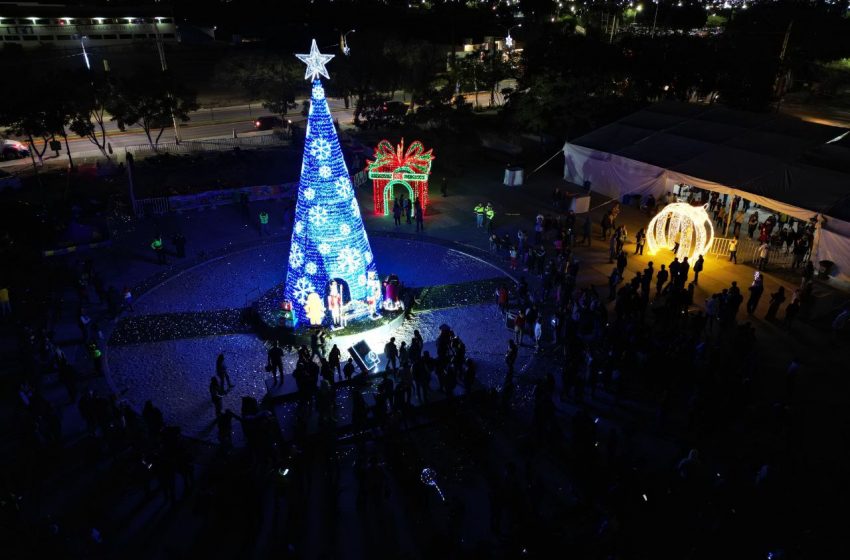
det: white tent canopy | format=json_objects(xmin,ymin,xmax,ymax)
[{"xmin": 562, "ymin": 102, "xmax": 850, "ymax": 278}]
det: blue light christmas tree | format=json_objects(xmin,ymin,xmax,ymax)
[{"xmin": 284, "ymin": 40, "xmax": 380, "ymax": 327}]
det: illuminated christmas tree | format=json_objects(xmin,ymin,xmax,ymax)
[{"xmin": 284, "ymin": 39, "xmax": 380, "ymax": 327}]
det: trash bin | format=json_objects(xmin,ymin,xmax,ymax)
[{"xmin": 818, "ymin": 260, "xmax": 834, "ymax": 279}]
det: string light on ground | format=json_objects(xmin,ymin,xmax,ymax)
[{"xmin": 646, "ymin": 202, "xmax": 715, "ymax": 261}]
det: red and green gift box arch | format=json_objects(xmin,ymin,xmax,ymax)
[{"xmin": 367, "ymin": 139, "xmax": 434, "ymax": 216}]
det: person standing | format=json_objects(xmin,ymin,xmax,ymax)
[
  {"xmin": 216, "ymin": 353, "xmax": 234, "ymax": 390},
  {"xmin": 151, "ymin": 234, "xmax": 166, "ymax": 265},
  {"xmin": 497, "ymin": 284, "xmax": 509, "ymax": 315},
  {"xmin": 672, "ymin": 230, "xmax": 682, "ymax": 255},
  {"xmin": 765, "ymin": 286, "xmax": 786, "ymax": 321},
  {"xmin": 505, "ymin": 340, "xmax": 518, "ymax": 378},
  {"xmin": 747, "ymin": 276, "xmax": 764, "ymax": 314},
  {"xmin": 404, "ymin": 196, "xmax": 412, "ymax": 225},
  {"xmin": 655, "ymin": 264, "xmax": 669, "ymax": 297},
  {"xmin": 729, "ymin": 238, "xmax": 738, "ymax": 264},
  {"xmin": 384, "ymin": 337, "xmax": 399, "ymax": 374},
  {"xmin": 267, "ymin": 340, "xmax": 285, "ymax": 385},
  {"xmin": 580, "ymin": 214, "xmax": 592, "ymax": 246},
  {"xmin": 679, "ymin": 256, "xmax": 690, "ymax": 287},
  {"xmin": 343, "ymin": 357, "xmax": 355, "ymax": 382},
  {"xmin": 733, "ymin": 209, "xmax": 745, "ymax": 237},
  {"xmin": 239, "ymin": 191, "xmax": 250, "ymax": 221},
  {"xmin": 329, "ymin": 344, "xmax": 342, "ymax": 380},
  {"xmin": 0, "ymin": 285, "xmax": 11, "ymax": 317},
  {"xmin": 634, "ymin": 227, "xmax": 646, "ymax": 255},
  {"xmin": 601, "ymin": 211, "xmax": 613, "ymax": 240},
  {"xmin": 474, "ymin": 203, "xmax": 485, "ymax": 228},
  {"xmin": 747, "ymin": 212, "xmax": 759, "ymax": 239},
  {"xmin": 210, "ymin": 376, "xmax": 224, "ymax": 417},
  {"xmin": 608, "ymin": 267, "xmax": 622, "ymax": 301},
  {"xmin": 414, "ymin": 198, "xmax": 424, "ymax": 232},
  {"xmin": 441, "ymin": 176, "xmax": 448, "ymax": 197},
  {"xmin": 668, "ymin": 258, "xmax": 681, "ymax": 288},
  {"xmin": 173, "ymin": 232, "xmax": 187, "ymax": 258},
  {"xmin": 392, "ymin": 198, "xmax": 402, "ymax": 227},
  {"xmin": 485, "ymin": 203, "xmax": 495, "ymax": 233},
  {"xmin": 616, "ymin": 250, "xmax": 628, "ymax": 276},
  {"xmin": 259, "ymin": 211, "xmax": 270, "ymax": 236},
  {"xmin": 692, "ymin": 255, "xmax": 704, "ymax": 285},
  {"xmin": 757, "ymin": 242, "xmax": 769, "ymax": 271},
  {"xmin": 534, "ymin": 318, "xmax": 543, "ymax": 353},
  {"xmin": 513, "ymin": 310, "xmax": 526, "ymax": 345},
  {"xmin": 609, "ymin": 233, "xmax": 618, "ymax": 263}
]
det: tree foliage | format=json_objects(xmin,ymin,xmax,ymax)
[
  {"xmin": 109, "ymin": 69, "xmax": 199, "ymax": 148},
  {"xmin": 216, "ymin": 52, "xmax": 302, "ymax": 116}
]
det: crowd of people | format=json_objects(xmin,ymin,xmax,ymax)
[{"xmin": 0, "ymin": 179, "xmax": 841, "ymax": 558}]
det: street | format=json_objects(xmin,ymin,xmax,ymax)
[{"xmin": 0, "ymin": 98, "xmax": 353, "ymax": 170}]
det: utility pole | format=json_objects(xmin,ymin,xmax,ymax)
[
  {"xmin": 774, "ymin": 20, "xmax": 793, "ymax": 113},
  {"xmin": 154, "ymin": 22, "xmax": 181, "ymax": 144},
  {"xmin": 651, "ymin": 0, "xmax": 660, "ymax": 38}
]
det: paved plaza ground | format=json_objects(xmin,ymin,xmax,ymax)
[{"xmin": 3, "ymin": 143, "xmax": 848, "ymax": 558}]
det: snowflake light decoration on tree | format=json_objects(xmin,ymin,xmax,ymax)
[
  {"xmin": 363, "ymin": 251, "xmax": 372, "ymax": 264},
  {"xmin": 289, "ymin": 245, "xmax": 304, "ymax": 269},
  {"xmin": 335, "ymin": 177, "xmax": 353, "ymax": 198},
  {"xmin": 310, "ymin": 138, "xmax": 331, "ymax": 160},
  {"xmin": 337, "ymin": 247, "xmax": 362, "ymax": 274},
  {"xmin": 292, "ymin": 277, "xmax": 316, "ymax": 304},
  {"xmin": 308, "ymin": 205, "xmax": 329, "ymax": 227},
  {"xmin": 284, "ymin": 39, "xmax": 381, "ymax": 326}
]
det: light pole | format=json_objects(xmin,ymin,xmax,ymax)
[
  {"xmin": 80, "ymin": 35, "xmax": 91, "ymax": 70},
  {"xmin": 341, "ymin": 29, "xmax": 355, "ymax": 56},
  {"xmin": 153, "ymin": 21, "xmax": 182, "ymax": 144},
  {"xmin": 651, "ymin": 0, "xmax": 660, "ymax": 37}
]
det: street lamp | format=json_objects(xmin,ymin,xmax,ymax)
[{"xmin": 341, "ymin": 29, "xmax": 355, "ymax": 56}]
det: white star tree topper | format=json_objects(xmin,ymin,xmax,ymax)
[{"xmin": 296, "ymin": 39, "xmax": 335, "ymax": 81}]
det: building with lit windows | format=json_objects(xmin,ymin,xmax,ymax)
[{"xmin": 0, "ymin": 3, "xmax": 177, "ymax": 49}]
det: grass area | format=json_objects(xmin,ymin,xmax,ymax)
[{"xmin": 132, "ymin": 148, "xmax": 302, "ymax": 198}]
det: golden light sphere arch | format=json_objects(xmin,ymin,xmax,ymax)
[{"xmin": 646, "ymin": 203, "xmax": 715, "ymax": 261}]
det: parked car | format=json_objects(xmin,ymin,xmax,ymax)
[
  {"xmin": 1, "ymin": 139, "xmax": 30, "ymax": 160},
  {"xmin": 0, "ymin": 168, "xmax": 22, "ymax": 191},
  {"xmin": 253, "ymin": 116, "xmax": 288, "ymax": 131}
]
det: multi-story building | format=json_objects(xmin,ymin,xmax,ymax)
[{"xmin": 0, "ymin": 2, "xmax": 178, "ymax": 49}]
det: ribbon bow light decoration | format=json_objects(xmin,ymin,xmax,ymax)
[{"xmin": 367, "ymin": 138, "xmax": 435, "ymax": 216}]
